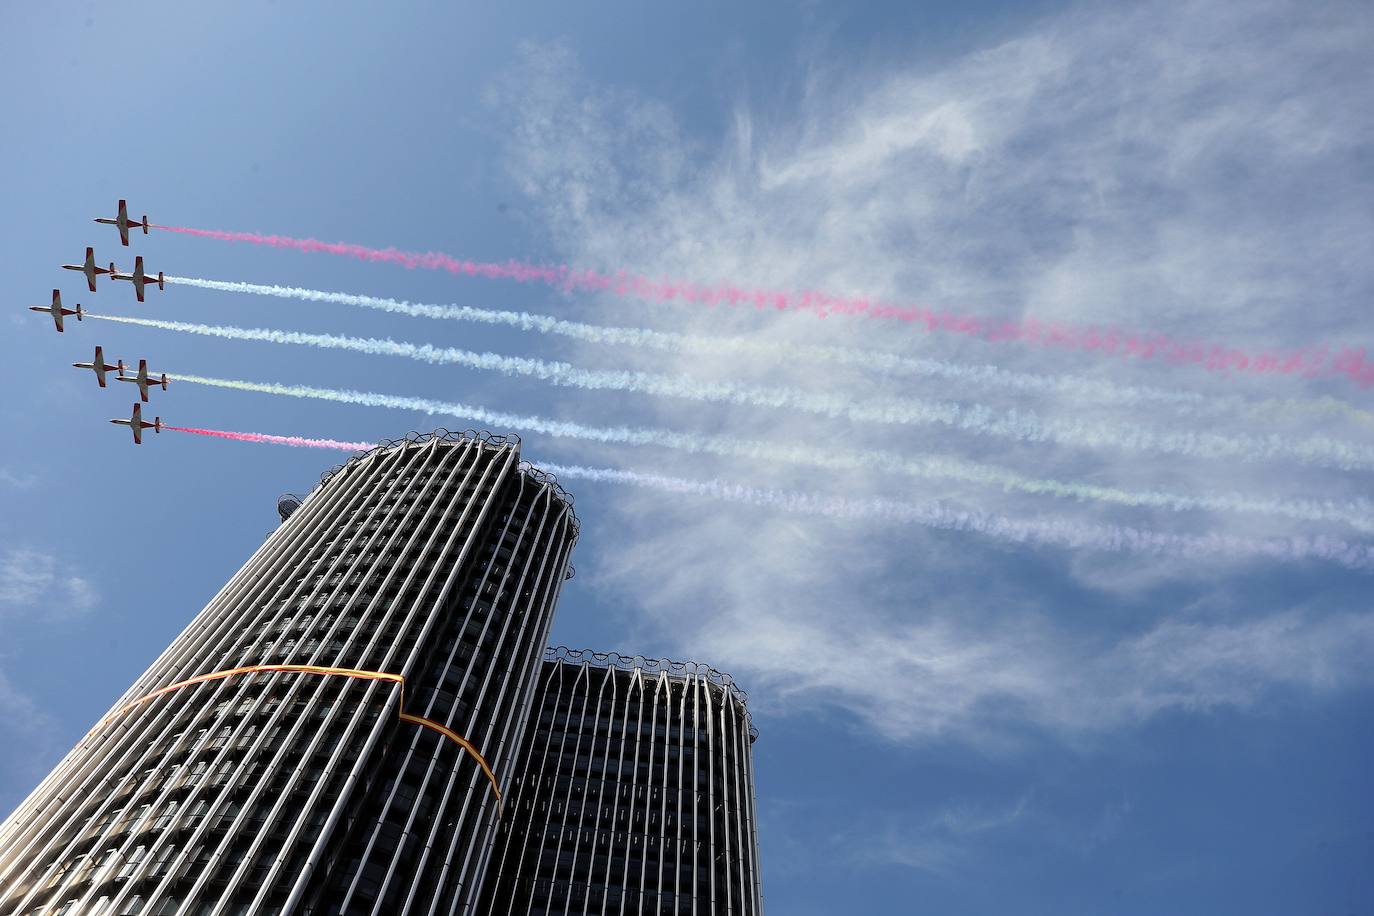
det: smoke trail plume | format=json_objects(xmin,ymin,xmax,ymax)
[
  {"xmin": 154, "ymin": 225, "xmax": 1374, "ymax": 388},
  {"xmin": 146, "ymin": 414, "xmax": 1374, "ymax": 570},
  {"xmin": 162, "ymin": 373, "xmax": 1374, "ymax": 531},
  {"xmin": 165, "ymin": 276, "xmax": 1374, "ymax": 429},
  {"xmin": 165, "ymin": 425, "xmax": 373, "ymax": 451},
  {"xmin": 537, "ymin": 463, "xmax": 1374, "ymax": 571},
  {"xmin": 94, "ymin": 312, "xmax": 1374, "ymax": 473}
]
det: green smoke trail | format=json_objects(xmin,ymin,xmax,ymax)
[{"xmin": 162, "ymin": 372, "xmax": 1374, "ymax": 531}]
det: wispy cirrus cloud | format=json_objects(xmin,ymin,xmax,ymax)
[
  {"xmin": 854, "ymin": 792, "xmax": 1035, "ymax": 875},
  {"xmin": 490, "ymin": 0, "xmax": 1374, "ymax": 744},
  {"xmin": 0, "ymin": 548, "xmax": 99, "ymax": 621},
  {"xmin": 0, "ymin": 669, "xmax": 51, "ymax": 738},
  {"xmin": 0, "ymin": 469, "xmax": 36, "ymax": 490},
  {"xmin": 847, "ymin": 788, "xmax": 1136, "ymax": 877},
  {"xmin": 593, "ymin": 505, "xmax": 1374, "ymax": 739},
  {"xmin": 0, "ymin": 548, "xmax": 87, "ymax": 793}
]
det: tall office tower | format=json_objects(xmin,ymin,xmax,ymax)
[
  {"xmin": 480, "ymin": 647, "xmax": 764, "ymax": 915},
  {"xmin": 0, "ymin": 431, "xmax": 578, "ymax": 916}
]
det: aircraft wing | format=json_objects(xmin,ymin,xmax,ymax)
[{"xmin": 118, "ymin": 201, "xmax": 133, "ymax": 246}]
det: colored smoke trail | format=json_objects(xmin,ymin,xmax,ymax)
[
  {"xmin": 154, "ymin": 225, "xmax": 1374, "ymax": 389},
  {"xmin": 96, "ymin": 312, "xmax": 1374, "ymax": 473},
  {"xmin": 165, "ymin": 425, "xmax": 373, "ymax": 452},
  {"xmin": 536, "ymin": 463, "xmax": 1374, "ymax": 571},
  {"xmin": 167, "ymin": 276, "xmax": 1374, "ymax": 428},
  {"xmin": 144, "ymin": 412, "xmax": 1374, "ymax": 569},
  {"xmin": 163, "ymin": 373, "xmax": 1374, "ymax": 532}
]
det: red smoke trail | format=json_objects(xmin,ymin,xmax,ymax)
[
  {"xmin": 165, "ymin": 425, "xmax": 372, "ymax": 452},
  {"xmin": 153, "ymin": 224, "xmax": 1374, "ymax": 389}
]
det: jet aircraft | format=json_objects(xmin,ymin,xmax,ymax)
[
  {"xmin": 111, "ymin": 256, "xmax": 165, "ymax": 302},
  {"xmin": 110, "ymin": 402, "xmax": 161, "ymax": 445},
  {"xmin": 28, "ymin": 289, "xmax": 81, "ymax": 332},
  {"xmin": 62, "ymin": 247, "xmax": 119, "ymax": 292},
  {"xmin": 118, "ymin": 358, "xmax": 169, "ymax": 402},
  {"xmin": 72, "ymin": 346, "xmax": 126, "ymax": 388},
  {"xmin": 94, "ymin": 199, "xmax": 149, "ymax": 246}
]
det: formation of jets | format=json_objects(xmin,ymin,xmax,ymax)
[{"xmin": 28, "ymin": 199, "xmax": 175, "ymax": 444}]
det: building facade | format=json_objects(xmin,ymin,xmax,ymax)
[
  {"xmin": 0, "ymin": 431, "xmax": 579, "ymax": 915},
  {"xmin": 480, "ymin": 647, "xmax": 764, "ymax": 916}
]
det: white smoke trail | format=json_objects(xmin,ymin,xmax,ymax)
[
  {"xmin": 162, "ymin": 372, "xmax": 1374, "ymax": 532},
  {"xmin": 166, "ymin": 275, "xmax": 1374, "ymax": 428},
  {"xmin": 92, "ymin": 312, "xmax": 1374, "ymax": 472},
  {"xmin": 533, "ymin": 463, "xmax": 1374, "ymax": 571}
]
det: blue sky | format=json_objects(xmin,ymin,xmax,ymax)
[{"xmin": 3, "ymin": 2, "xmax": 1373, "ymax": 913}]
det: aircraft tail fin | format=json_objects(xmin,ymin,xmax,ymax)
[
  {"xmin": 141, "ymin": 216, "xmax": 149, "ymax": 234},
  {"xmin": 157, "ymin": 272, "xmax": 165, "ymax": 291}
]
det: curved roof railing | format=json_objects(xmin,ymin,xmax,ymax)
[
  {"xmin": 544, "ymin": 645, "xmax": 752, "ymax": 713},
  {"xmin": 309, "ymin": 430, "xmax": 579, "ymax": 536},
  {"xmin": 316, "ymin": 429, "xmax": 519, "ymax": 488}
]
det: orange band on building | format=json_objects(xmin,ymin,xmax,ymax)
[{"xmin": 93, "ymin": 663, "xmax": 502, "ymax": 810}]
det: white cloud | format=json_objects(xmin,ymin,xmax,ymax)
[
  {"xmin": 0, "ymin": 549, "xmax": 99, "ymax": 791},
  {"xmin": 0, "ymin": 668, "xmax": 61, "ymax": 800},
  {"xmin": 0, "ymin": 669, "xmax": 51, "ymax": 737},
  {"xmin": 0, "ymin": 469, "xmax": 36, "ymax": 489},
  {"xmin": 0, "ymin": 550, "xmax": 58, "ymax": 607},
  {"xmin": 853, "ymin": 792, "xmax": 1034, "ymax": 875},
  {"xmin": 0, "ymin": 548, "xmax": 99, "ymax": 619},
  {"xmin": 492, "ymin": 0, "xmax": 1374, "ymax": 743},
  {"xmin": 61, "ymin": 576, "xmax": 99, "ymax": 614},
  {"xmin": 849, "ymin": 789, "xmax": 1138, "ymax": 875},
  {"xmin": 596, "ymin": 509, "xmax": 1374, "ymax": 739}
]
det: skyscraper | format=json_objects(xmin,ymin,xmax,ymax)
[
  {"xmin": 479, "ymin": 647, "xmax": 764, "ymax": 916},
  {"xmin": 0, "ymin": 431, "xmax": 579, "ymax": 915}
]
